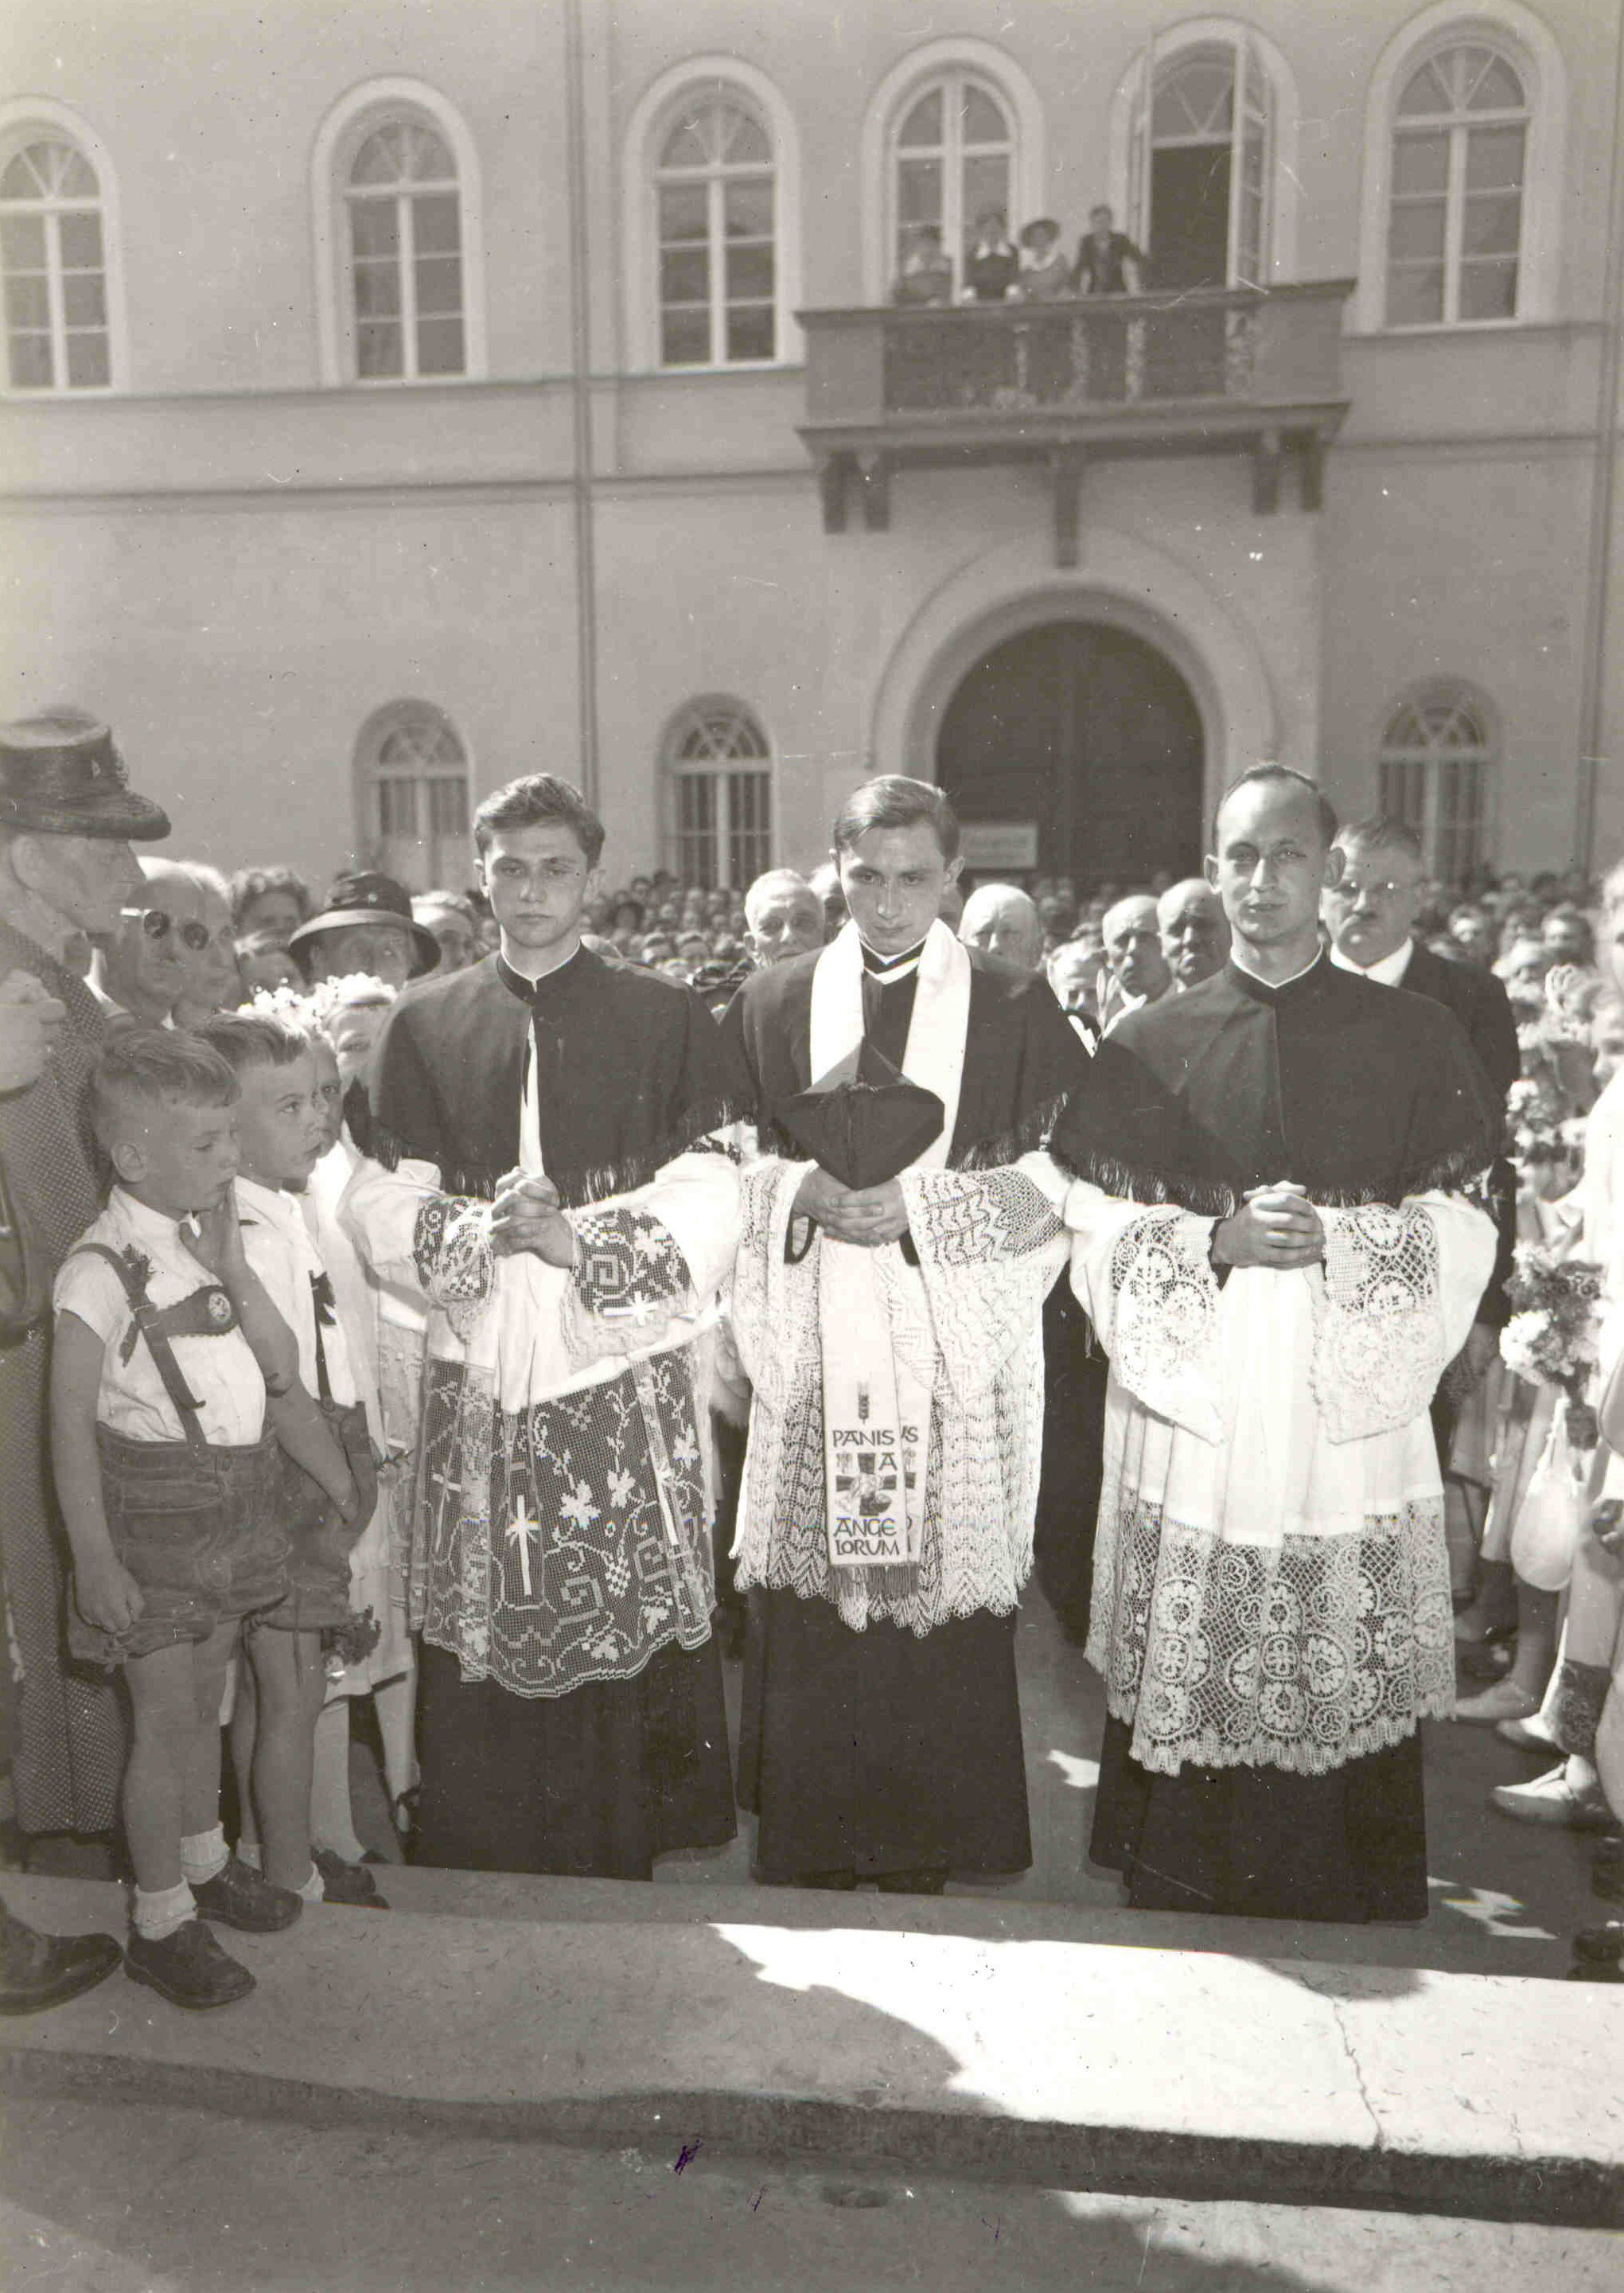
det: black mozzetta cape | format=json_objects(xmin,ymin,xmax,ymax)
[
  {"xmin": 365, "ymin": 949, "xmax": 740, "ymax": 1204},
  {"xmin": 1050, "ymin": 954, "xmax": 1499, "ymax": 1212},
  {"xmin": 722, "ymin": 944, "xmax": 1089, "ymax": 1165}
]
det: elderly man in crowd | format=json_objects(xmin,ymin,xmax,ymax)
[
  {"xmin": 743, "ymin": 870, "xmax": 824, "ymax": 969},
  {"xmin": 0, "ymin": 712, "xmax": 169, "ymax": 1867},
  {"xmin": 958, "ymin": 882, "xmax": 1045, "ymax": 977},
  {"xmin": 87, "ymin": 857, "xmax": 204, "ymax": 1028},
  {"xmin": 1099, "ymin": 892, "xmax": 1173, "ymax": 1032},
  {"xmin": 1157, "ymin": 877, "xmax": 1230, "ymax": 990}
]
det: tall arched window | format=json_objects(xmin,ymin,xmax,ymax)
[
  {"xmin": 0, "ymin": 134, "xmax": 110, "ymax": 389},
  {"xmin": 1386, "ymin": 42, "xmax": 1528, "ymax": 326},
  {"xmin": 346, "ymin": 118, "xmax": 465, "ymax": 379},
  {"xmin": 358, "ymin": 704, "xmax": 470, "ymax": 891},
  {"xmin": 1378, "ymin": 688, "xmax": 1493, "ymax": 879},
  {"xmin": 655, "ymin": 92, "xmax": 777, "ymax": 367},
  {"xmin": 891, "ymin": 73, "xmax": 1015, "ymax": 291},
  {"xmin": 664, "ymin": 700, "xmax": 772, "ymax": 887}
]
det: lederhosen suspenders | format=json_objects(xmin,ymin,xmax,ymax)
[{"xmin": 66, "ymin": 1243, "xmax": 239, "ymax": 1460}]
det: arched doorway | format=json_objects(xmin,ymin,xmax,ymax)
[{"xmin": 936, "ymin": 622, "xmax": 1205, "ymax": 887}]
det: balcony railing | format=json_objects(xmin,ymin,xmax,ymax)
[{"xmin": 797, "ymin": 279, "xmax": 1355, "ymax": 557}]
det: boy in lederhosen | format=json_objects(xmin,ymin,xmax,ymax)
[
  {"xmin": 52, "ymin": 1031, "xmax": 365, "ymax": 2008},
  {"xmin": 195, "ymin": 1014, "xmax": 382, "ymax": 1909}
]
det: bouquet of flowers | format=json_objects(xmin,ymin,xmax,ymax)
[
  {"xmin": 1500, "ymin": 1242, "xmax": 1603, "ymax": 1447},
  {"xmin": 1505, "ymin": 1076, "xmax": 1586, "ymax": 1176}
]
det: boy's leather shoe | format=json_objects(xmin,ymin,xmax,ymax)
[
  {"xmin": 0, "ymin": 1898, "xmax": 123, "ymax": 2014},
  {"xmin": 125, "ymin": 1920, "xmax": 254, "ymax": 2010},
  {"xmin": 193, "ymin": 1858, "xmax": 302, "ymax": 1932},
  {"xmin": 311, "ymin": 1848, "xmax": 388, "ymax": 1907}
]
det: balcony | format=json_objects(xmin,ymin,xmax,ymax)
[{"xmin": 798, "ymin": 279, "xmax": 1355, "ymax": 562}]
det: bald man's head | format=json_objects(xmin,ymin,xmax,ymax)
[
  {"xmin": 95, "ymin": 856, "xmax": 204, "ymax": 1024},
  {"xmin": 1157, "ymin": 878, "xmax": 1230, "ymax": 988},
  {"xmin": 959, "ymin": 883, "xmax": 1043, "ymax": 975},
  {"xmin": 744, "ymin": 869, "xmax": 824, "ymax": 965},
  {"xmin": 1101, "ymin": 894, "xmax": 1171, "ymax": 1001}
]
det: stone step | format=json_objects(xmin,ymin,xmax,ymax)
[{"xmin": 2, "ymin": 1874, "xmax": 1618, "ymax": 2229}]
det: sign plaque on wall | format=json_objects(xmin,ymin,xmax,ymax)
[{"xmin": 960, "ymin": 821, "xmax": 1040, "ymax": 872}]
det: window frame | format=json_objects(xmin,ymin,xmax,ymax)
[
  {"xmin": 354, "ymin": 701, "xmax": 473, "ymax": 893},
  {"xmin": 0, "ymin": 99, "xmax": 126, "ymax": 395},
  {"xmin": 624, "ymin": 57, "xmax": 801, "ymax": 376},
  {"xmin": 889, "ymin": 70, "xmax": 1017, "ymax": 298},
  {"xmin": 653, "ymin": 92, "xmax": 777, "ymax": 371},
  {"xmin": 311, "ymin": 78, "xmax": 485, "ymax": 387},
  {"xmin": 661, "ymin": 699, "xmax": 775, "ymax": 891},
  {"xmin": 1357, "ymin": 2, "xmax": 1565, "ymax": 334},
  {"xmin": 1376, "ymin": 683, "xmax": 1497, "ymax": 881}
]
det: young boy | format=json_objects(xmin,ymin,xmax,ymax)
[
  {"xmin": 195, "ymin": 1014, "xmax": 381, "ymax": 1907},
  {"xmin": 51, "ymin": 1031, "xmax": 361, "ymax": 2008}
]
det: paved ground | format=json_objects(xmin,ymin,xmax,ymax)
[{"xmin": 0, "ymin": 2099, "xmax": 1615, "ymax": 2293}]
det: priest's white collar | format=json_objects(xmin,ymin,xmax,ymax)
[
  {"xmin": 1328, "ymin": 937, "xmax": 1414, "ymax": 987},
  {"xmin": 1229, "ymin": 943, "xmax": 1324, "ymax": 992}
]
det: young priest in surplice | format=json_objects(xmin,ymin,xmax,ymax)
[
  {"xmin": 1051, "ymin": 766, "xmax": 1500, "ymax": 1923},
  {"xmin": 722, "ymin": 776, "xmax": 1089, "ymax": 1893}
]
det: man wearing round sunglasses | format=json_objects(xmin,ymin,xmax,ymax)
[{"xmin": 88, "ymin": 860, "xmax": 208, "ymax": 1030}]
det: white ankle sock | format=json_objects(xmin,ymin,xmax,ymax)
[
  {"xmin": 179, "ymin": 1824, "xmax": 228, "ymax": 1887},
  {"xmin": 236, "ymin": 1839, "xmax": 263, "ymax": 1872},
  {"xmin": 134, "ymin": 1881, "xmax": 196, "ymax": 1942},
  {"xmin": 297, "ymin": 1863, "xmax": 325, "ymax": 1905}
]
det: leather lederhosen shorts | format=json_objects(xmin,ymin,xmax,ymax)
[{"xmin": 255, "ymin": 1397, "xmax": 378, "ymax": 1636}]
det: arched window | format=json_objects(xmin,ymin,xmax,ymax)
[
  {"xmin": 311, "ymin": 80, "xmax": 485, "ymax": 385},
  {"xmin": 654, "ymin": 91, "xmax": 777, "ymax": 367},
  {"xmin": 1378, "ymin": 689, "xmax": 1493, "ymax": 879},
  {"xmin": 664, "ymin": 701, "xmax": 772, "ymax": 888},
  {"xmin": 357, "ymin": 705, "xmax": 470, "ymax": 891},
  {"xmin": 1386, "ymin": 42, "xmax": 1528, "ymax": 326},
  {"xmin": 891, "ymin": 73, "xmax": 1015, "ymax": 291},
  {"xmin": 0, "ymin": 133, "xmax": 110, "ymax": 389}
]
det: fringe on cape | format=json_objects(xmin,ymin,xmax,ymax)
[
  {"xmin": 365, "ymin": 1087, "xmax": 746, "ymax": 1211},
  {"xmin": 1047, "ymin": 1134, "xmax": 1497, "ymax": 1219}
]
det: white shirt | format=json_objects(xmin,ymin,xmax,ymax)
[
  {"xmin": 236, "ymin": 1175, "xmax": 358, "ymax": 1408},
  {"xmin": 1329, "ymin": 937, "xmax": 1414, "ymax": 987},
  {"xmin": 1229, "ymin": 945, "xmax": 1326, "ymax": 991},
  {"xmin": 54, "ymin": 1187, "xmax": 267, "ymax": 1446}
]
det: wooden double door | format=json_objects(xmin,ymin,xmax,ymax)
[{"xmin": 936, "ymin": 622, "xmax": 1205, "ymax": 888}]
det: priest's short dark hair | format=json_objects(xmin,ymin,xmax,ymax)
[
  {"xmin": 831, "ymin": 775, "xmax": 960, "ymax": 861},
  {"xmin": 1211, "ymin": 764, "xmax": 1338, "ymax": 852},
  {"xmin": 474, "ymin": 774, "xmax": 605, "ymax": 868}
]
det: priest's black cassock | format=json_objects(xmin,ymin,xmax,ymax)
[
  {"xmin": 722, "ymin": 941, "xmax": 1088, "ymax": 1886},
  {"xmin": 1051, "ymin": 955, "xmax": 1498, "ymax": 1921},
  {"xmin": 366, "ymin": 949, "xmax": 740, "ymax": 1878}
]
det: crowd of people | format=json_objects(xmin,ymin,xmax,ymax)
[
  {"xmin": 891, "ymin": 204, "xmax": 1146, "ymax": 306},
  {"xmin": 2, "ymin": 700, "xmax": 1622, "ymax": 2022}
]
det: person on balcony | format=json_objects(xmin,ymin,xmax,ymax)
[
  {"xmin": 890, "ymin": 224, "xmax": 953, "ymax": 308},
  {"xmin": 962, "ymin": 209, "xmax": 1019, "ymax": 302},
  {"xmin": 1072, "ymin": 205, "xmax": 1145, "ymax": 296},
  {"xmin": 1014, "ymin": 218, "xmax": 1072, "ymax": 301}
]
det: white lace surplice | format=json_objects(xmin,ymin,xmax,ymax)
[{"xmin": 1067, "ymin": 1184, "xmax": 1496, "ymax": 1777}]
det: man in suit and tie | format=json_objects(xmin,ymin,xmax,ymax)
[{"xmin": 1325, "ymin": 814, "xmax": 1517, "ymax": 1457}]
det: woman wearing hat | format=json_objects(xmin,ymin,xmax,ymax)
[
  {"xmin": 287, "ymin": 873, "xmax": 442, "ymax": 992},
  {"xmin": 1015, "ymin": 217, "xmax": 1071, "ymax": 301}
]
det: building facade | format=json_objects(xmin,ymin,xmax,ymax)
[{"xmin": 1, "ymin": 0, "xmax": 1619, "ymax": 894}]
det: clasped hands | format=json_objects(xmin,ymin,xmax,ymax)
[
  {"xmin": 1213, "ymin": 1182, "xmax": 1326, "ymax": 1271},
  {"xmin": 792, "ymin": 1167, "xmax": 909, "ymax": 1247},
  {"xmin": 491, "ymin": 1171, "xmax": 577, "ymax": 1266}
]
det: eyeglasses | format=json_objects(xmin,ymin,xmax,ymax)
[
  {"xmin": 1329, "ymin": 877, "xmax": 1413, "ymax": 904},
  {"xmin": 123, "ymin": 907, "xmax": 212, "ymax": 951}
]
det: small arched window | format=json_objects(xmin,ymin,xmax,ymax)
[
  {"xmin": 1, "ymin": 135, "xmax": 110, "ymax": 389},
  {"xmin": 664, "ymin": 701, "xmax": 772, "ymax": 888},
  {"xmin": 1378, "ymin": 690, "xmax": 1493, "ymax": 879},
  {"xmin": 358, "ymin": 705, "xmax": 470, "ymax": 891},
  {"xmin": 345, "ymin": 117, "xmax": 465, "ymax": 379},
  {"xmin": 1386, "ymin": 42, "xmax": 1528, "ymax": 326},
  {"xmin": 891, "ymin": 73, "xmax": 1015, "ymax": 291},
  {"xmin": 655, "ymin": 93, "xmax": 776, "ymax": 368}
]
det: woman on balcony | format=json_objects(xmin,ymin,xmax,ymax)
[{"xmin": 962, "ymin": 209, "xmax": 1018, "ymax": 302}]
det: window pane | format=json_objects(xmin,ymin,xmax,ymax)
[
  {"xmin": 427, "ymin": 778, "xmax": 468, "ymax": 836},
  {"xmin": 1388, "ymin": 201, "xmax": 1447, "ymax": 259},
  {"xmin": 356, "ymin": 320, "xmax": 403, "ymax": 376},
  {"xmin": 1462, "ymin": 192, "xmax": 1521, "ymax": 257},
  {"xmin": 415, "ymin": 314, "xmax": 465, "ymax": 373},
  {"xmin": 64, "ymin": 330, "xmax": 108, "ymax": 386},
  {"xmin": 378, "ymin": 779, "xmax": 418, "ymax": 836},
  {"xmin": 1396, "ymin": 58, "xmax": 1453, "ymax": 117},
  {"xmin": 724, "ymin": 177, "xmax": 773, "ymax": 239},
  {"xmin": 1465, "ymin": 124, "xmax": 1525, "ymax": 191},
  {"xmin": 898, "ymin": 88, "xmax": 944, "ymax": 148},
  {"xmin": 0, "ymin": 214, "xmax": 45, "ymax": 267},
  {"xmin": 658, "ymin": 182, "xmax": 708, "ymax": 242},
  {"xmin": 660, "ymin": 306, "xmax": 711, "ymax": 365},
  {"xmin": 351, "ymin": 127, "xmax": 405, "ymax": 185},
  {"xmin": 660, "ymin": 247, "xmax": 709, "ymax": 304},
  {"xmin": 412, "ymin": 192, "xmax": 460, "ymax": 255},
  {"xmin": 897, "ymin": 156, "xmax": 941, "ymax": 229},
  {"xmin": 1391, "ymin": 132, "xmax": 1448, "ymax": 196},
  {"xmin": 726, "ymin": 304, "xmax": 774, "ymax": 361},
  {"xmin": 403, "ymin": 124, "xmax": 454, "ymax": 181},
  {"xmin": 1386, "ymin": 263, "xmax": 1444, "ymax": 325},
  {"xmin": 7, "ymin": 330, "xmax": 53, "ymax": 386},
  {"xmin": 1458, "ymin": 258, "xmax": 1518, "ymax": 319},
  {"xmin": 3, "ymin": 274, "xmax": 49, "ymax": 329},
  {"xmin": 962, "ymin": 84, "xmax": 1008, "ymax": 146},
  {"xmin": 726, "ymin": 242, "xmax": 773, "ymax": 299},
  {"xmin": 350, "ymin": 200, "xmax": 399, "ymax": 259},
  {"xmin": 353, "ymin": 259, "xmax": 402, "ymax": 317},
  {"xmin": 725, "ymin": 108, "xmax": 771, "ymax": 166},
  {"xmin": 61, "ymin": 271, "xmax": 106, "ymax": 326},
  {"xmin": 56, "ymin": 212, "xmax": 102, "ymax": 269},
  {"xmin": 660, "ymin": 111, "xmax": 714, "ymax": 170},
  {"xmin": 0, "ymin": 151, "xmax": 42, "ymax": 198},
  {"xmin": 963, "ymin": 153, "xmax": 1011, "ymax": 227},
  {"xmin": 56, "ymin": 146, "xmax": 98, "ymax": 197},
  {"xmin": 1467, "ymin": 56, "xmax": 1525, "ymax": 111},
  {"xmin": 415, "ymin": 252, "xmax": 462, "ymax": 316}
]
